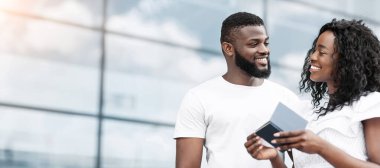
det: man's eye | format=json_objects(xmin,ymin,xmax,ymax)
[{"xmin": 249, "ymin": 43, "xmax": 258, "ymax": 47}]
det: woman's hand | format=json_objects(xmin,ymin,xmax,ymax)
[
  {"xmin": 273, "ymin": 130, "xmax": 326, "ymax": 154},
  {"xmin": 245, "ymin": 133, "xmax": 278, "ymax": 160}
]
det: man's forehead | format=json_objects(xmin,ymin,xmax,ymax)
[
  {"xmin": 235, "ymin": 25, "xmax": 268, "ymax": 40},
  {"xmin": 238, "ymin": 25, "xmax": 267, "ymax": 34}
]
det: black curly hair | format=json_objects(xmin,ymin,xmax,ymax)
[
  {"xmin": 220, "ymin": 12, "xmax": 264, "ymax": 44},
  {"xmin": 299, "ymin": 19, "xmax": 380, "ymax": 118}
]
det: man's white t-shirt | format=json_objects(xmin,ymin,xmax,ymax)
[{"xmin": 174, "ymin": 76, "xmax": 302, "ymax": 168}]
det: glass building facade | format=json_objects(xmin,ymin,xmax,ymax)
[{"xmin": 0, "ymin": 0, "xmax": 379, "ymax": 167}]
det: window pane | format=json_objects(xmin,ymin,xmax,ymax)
[
  {"xmin": 293, "ymin": 0, "xmax": 380, "ymax": 22},
  {"xmin": 102, "ymin": 121, "xmax": 175, "ymax": 168},
  {"xmin": 0, "ymin": 13, "xmax": 101, "ymax": 114},
  {"xmin": 0, "ymin": 107, "xmax": 97, "ymax": 168},
  {"xmin": 0, "ymin": 0, "xmax": 102, "ymax": 27},
  {"xmin": 267, "ymin": 0, "xmax": 349, "ymax": 93},
  {"xmin": 104, "ymin": 0, "xmax": 267, "ymax": 122},
  {"xmin": 105, "ymin": 35, "xmax": 225, "ymax": 123},
  {"xmin": 107, "ymin": 0, "xmax": 264, "ymax": 51}
]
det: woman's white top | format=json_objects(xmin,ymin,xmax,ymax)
[{"xmin": 293, "ymin": 92, "xmax": 380, "ymax": 168}]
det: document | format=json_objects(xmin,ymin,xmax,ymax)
[{"xmin": 255, "ymin": 102, "xmax": 307, "ymax": 148}]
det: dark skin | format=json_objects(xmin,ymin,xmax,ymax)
[
  {"xmin": 176, "ymin": 25, "xmax": 270, "ymax": 168},
  {"xmin": 222, "ymin": 25, "xmax": 270, "ymax": 87},
  {"xmin": 176, "ymin": 138, "xmax": 204, "ymax": 168},
  {"xmin": 245, "ymin": 119, "xmax": 380, "ymax": 168},
  {"xmin": 245, "ymin": 31, "xmax": 380, "ymax": 168}
]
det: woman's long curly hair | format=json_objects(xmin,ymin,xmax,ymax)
[{"xmin": 299, "ymin": 19, "xmax": 380, "ymax": 118}]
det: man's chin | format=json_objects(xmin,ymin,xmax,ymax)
[{"xmin": 251, "ymin": 70, "xmax": 271, "ymax": 78}]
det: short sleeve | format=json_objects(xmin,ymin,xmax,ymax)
[
  {"xmin": 307, "ymin": 92, "xmax": 380, "ymax": 138},
  {"xmin": 353, "ymin": 92, "xmax": 380, "ymax": 122},
  {"xmin": 173, "ymin": 90, "xmax": 207, "ymax": 139}
]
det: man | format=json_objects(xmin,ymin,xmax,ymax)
[{"xmin": 174, "ymin": 12, "xmax": 300, "ymax": 168}]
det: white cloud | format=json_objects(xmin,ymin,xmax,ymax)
[
  {"xmin": 107, "ymin": 2, "xmax": 200, "ymax": 48},
  {"xmin": 25, "ymin": 21, "xmax": 83, "ymax": 54},
  {"xmin": 268, "ymin": 2, "xmax": 328, "ymax": 34},
  {"xmin": 107, "ymin": 35, "xmax": 224, "ymax": 83},
  {"xmin": 41, "ymin": 0, "xmax": 96, "ymax": 26}
]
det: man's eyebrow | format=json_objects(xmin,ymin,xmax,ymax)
[{"xmin": 248, "ymin": 37, "xmax": 269, "ymax": 42}]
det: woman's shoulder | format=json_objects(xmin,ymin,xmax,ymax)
[
  {"xmin": 356, "ymin": 92, "xmax": 380, "ymax": 105},
  {"xmin": 351, "ymin": 91, "xmax": 380, "ymax": 121}
]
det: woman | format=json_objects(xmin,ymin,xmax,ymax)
[{"xmin": 245, "ymin": 19, "xmax": 380, "ymax": 167}]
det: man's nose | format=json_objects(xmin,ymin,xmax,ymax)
[{"xmin": 258, "ymin": 44, "xmax": 269, "ymax": 54}]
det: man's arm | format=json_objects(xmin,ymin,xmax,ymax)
[{"xmin": 176, "ymin": 137, "xmax": 204, "ymax": 168}]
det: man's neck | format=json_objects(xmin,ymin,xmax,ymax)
[{"xmin": 222, "ymin": 73, "xmax": 264, "ymax": 86}]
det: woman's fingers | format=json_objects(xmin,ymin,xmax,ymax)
[
  {"xmin": 272, "ymin": 133, "xmax": 305, "ymax": 145},
  {"xmin": 274, "ymin": 130, "xmax": 304, "ymax": 138},
  {"xmin": 272, "ymin": 130, "xmax": 307, "ymax": 150},
  {"xmin": 273, "ymin": 130, "xmax": 322, "ymax": 153},
  {"xmin": 276, "ymin": 142, "xmax": 302, "ymax": 151}
]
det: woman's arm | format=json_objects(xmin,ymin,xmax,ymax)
[
  {"xmin": 274, "ymin": 121, "xmax": 380, "ymax": 168},
  {"xmin": 363, "ymin": 117, "xmax": 380, "ymax": 164},
  {"xmin": 316, "ymin": 138, "xmax": 379, "ymax": 168}
]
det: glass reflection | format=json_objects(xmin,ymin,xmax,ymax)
[
  {"xmin": 267, "ymin": 0, "xmax": 350, "ymax": 94},
  {"xmin": 0, "ymin": 0, "xmax": 102, "ymax": 27},
  {"xmin": 0, "ymin": 107, "xmax": 97, "ymax": 168},
  {"xmin": 107, "ymin": 0, "xmax": 264, "ymax": 51},
  {"xmin": 0, "ymin": 12, "xmax": 100, "ymax": 113},
  {"xmin": 0, "ymin": 0, "xmax": 379, "ymax": 168},
  {"xmin": 102, "ymin": 121, "xmax": 175, "ymax": 168},
  {"xmin": 293, "ymin": 0, "xmax": 380, "ymax": 22},
  {"xmin": 105, "ymin": 34, "xmax": 225, "ymax": 122}
]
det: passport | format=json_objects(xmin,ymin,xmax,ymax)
[{"xmin": 255, "ymin": 102, "xmax": 307, "ymax": 148}]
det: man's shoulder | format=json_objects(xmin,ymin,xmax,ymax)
[
  {"xmin": 190, "ymin": 76, "xmax": 223, "ymax": 92},
  {"xmin": 264, "ymin": 79, "xmax": 298, "ymax": 96},
  {"xmin": 264, "ymin": 79, "xmax": 291, "ymax": 90}
]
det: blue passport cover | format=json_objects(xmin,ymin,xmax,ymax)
[
  {"xmin": 255, "ymin": 102, "xmax": 307, "ymax": 148},
  {"xmin": 255, "ymin": 121, "xmax": 282, "ymax": 148}
]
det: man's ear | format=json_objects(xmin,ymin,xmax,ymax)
[{"xmin": 222, "ymin": 42, "xmax": 234, "ymax": 57}]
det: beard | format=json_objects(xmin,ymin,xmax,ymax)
[{"xmin": 235, "ymin": 50, "xmax": 271, "ymax": 78}]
